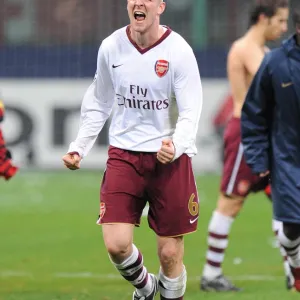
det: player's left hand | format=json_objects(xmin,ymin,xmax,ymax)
[{"xmin": 157, "ymin": 139, "xmax": 175, "ymax": 164}]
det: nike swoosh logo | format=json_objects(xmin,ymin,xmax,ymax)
[
  {"xmin": 282, "ymin": 82, "xmax": 293, "ymax": 88},
  {"xmin": 189, "ymin": 217, "xmax": 199, "ymax": 224},
  {"xmin": 112, "ymin": 64, "xmax": 123, "ymax": 69}
]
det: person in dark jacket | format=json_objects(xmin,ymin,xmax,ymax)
[
  {"xmin": 242, "ymin": 9, "xmax": 300, "ymax": 292},
  {"xmin": 201, "ymin": 0, "xmax": 291, "ymax": 292}
]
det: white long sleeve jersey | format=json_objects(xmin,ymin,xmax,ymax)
[{"xmin": 68, "ymin": 26, "xmax": 203, "ymax": 160}]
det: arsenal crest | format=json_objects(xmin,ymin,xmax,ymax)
[
  {"xmin": 99, "ymin": 202, "xmax": 106, "ymax": 220},
  {"xmin": 96, "ymin": 202, "xmax": 106, "ymax": 225},
  {"xmin": 237, "ymin": 180, "xmax": 250, "ymax": 195},
  {"xmin": 155, "ymin": 60, "xmax": 169, "ymax": 78},
  {"xmin": 100, "ymin": 202, "xmax": 106, "ymax": 219}
]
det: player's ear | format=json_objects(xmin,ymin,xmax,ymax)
[
  {"xmin": 258, "ymin": 13, "xmax": 269, "ymax": 26},
  {"xmin": 158, "ymin": 0, "xmax": 166, "ymax": 16}
]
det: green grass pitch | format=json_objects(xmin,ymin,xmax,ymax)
[{"xmin": 0, "ymin": 171, "xmax": 299, "ymax": 299}]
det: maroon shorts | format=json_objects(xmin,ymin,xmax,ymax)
[
  {"xmin": 97, "ymin": 146, "xmax": 199, "ymax": 237},
  {"xmin": 220, "ymin": 117, "xmax": 269, "ymax": 197}
]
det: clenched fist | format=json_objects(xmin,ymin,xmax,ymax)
[
  {"xmin": 62, "ymin": 152, "xmax": 81, "ymax": 170},
  {"xmin": 157, "ymin": 139, "xmax": 175, "ymax": 164}
]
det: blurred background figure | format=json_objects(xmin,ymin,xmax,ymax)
[
  {"xmin": 0, "ymin": 98, "xmax": 18, "ymax": 180},
  {"xmin": 201, "ymin": 0, "xmax": 290, "ymax": 292}
]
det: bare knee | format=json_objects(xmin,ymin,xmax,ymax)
[
  {"xmin": 216, "ymin": 193, "xmax": 244, "ymax": 218},
  {"xmin": 102, "ymin": 224, "xmax": 134, "ymax": 263},
  {"xmin": 157, "ymin": 236, "xmax": 184, "ymax": 278},
  {"xmin": 105, "ymin": 239, "xmax": 132, "ymax": 261}
]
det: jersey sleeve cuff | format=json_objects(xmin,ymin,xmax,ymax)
[
  {"xmin": 68, "ymin": 142, "xmax": 84, "ymax": 158},
  {"xmin": 172, "ymin": 142, "xmax": 186, "ymax": 161}
]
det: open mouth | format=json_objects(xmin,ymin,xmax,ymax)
[{"xmin": 134, "ymin": 11, "xmax": 146, "ymax": 21}]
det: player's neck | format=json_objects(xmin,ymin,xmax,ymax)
[
  {"xmin": 246, "ymin": 25, "xmax": 266, "ymax": 47},
  {"xmin": 130, "ymin": 24, "xmax": 164, "ymax": 49}
]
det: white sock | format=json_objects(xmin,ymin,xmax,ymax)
[
  {"xmin": 111, "ymin": 244, "xmax": 153, "ymax": 296},
  {"xmin": 272, "ymin": 219, "xmax": 291, "ymax": 277},
  {"xmin": 203, "ymin": 211, "xmax": 234, "ymax": 280},
  {"xmin": 159, "ymin": 266, "xmax": 187, "ymax": 299},
  {"xmin": 278, "ymin": 226, "xmax": 300, "ymax": 268}
]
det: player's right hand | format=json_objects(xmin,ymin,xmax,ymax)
[
  {"xmin": 62, "ymin": 152, "xmax": 81, "ymax": 170},
  {"xmin": 259, "ymin": 170, "xmax": 269, "ymax": 177}
]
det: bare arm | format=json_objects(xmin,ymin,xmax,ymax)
[
  {"xmin": 227, "ymin": 42, "xmax": 264, "ymax": 115},
  {"xmin": 243, "ymin": 44, "xmax": 265, "ymax": 77}
]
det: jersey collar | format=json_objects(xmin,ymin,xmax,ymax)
[{"xmin": 126, "ymin": 25, "xmax": 172, "ymax": 54}]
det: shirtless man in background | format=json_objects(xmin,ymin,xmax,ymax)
[{"xmin": 200, "ymin": 0, "xmax": 290, "ymax": 292}]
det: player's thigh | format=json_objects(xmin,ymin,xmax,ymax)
[
  {"xmin": 219, "ymin": 174, "xmax": 270, "ymax": 219},
  {"xmin": 148, "ymin": 154, "xmax": 199, "ymax": 237},
  {"xmin": 98, "ymin": 146, "xmax": 147, "ymax": 225},
  {"xmin": 216, "ymin": 193, "xmax": 244, "ymax": 217}
]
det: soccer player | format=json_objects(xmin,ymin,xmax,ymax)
[
  {"xmin": 62, "ymin": 0, "xmax": 202, "ymax": 299},
  {"xmin": 200, "ymin": 0, "xmax": 289, "ymax": 292},
  {"xmin": 0, "ymin": 100, "xmax": 18, "ymax": 180},
  {"xmin": 241, "ymin": 9, "xmax": 300, "ymax": 292}
]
